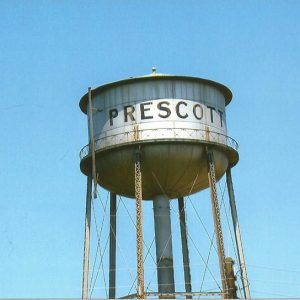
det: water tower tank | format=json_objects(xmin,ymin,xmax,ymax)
[
  {"xmin": 79, "ymin": 72, "xmax": 238, "ymax": 200},
  {"xmin": 79, "ymin": 72, "xmax": 252, "ymax": 299}
]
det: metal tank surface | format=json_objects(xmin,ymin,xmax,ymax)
[{"xmin": 79, "ymin": 72, "xmax": 238, "ymax": 200}]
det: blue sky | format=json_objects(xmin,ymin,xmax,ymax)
[{"xmin": 1, "ymin": 0, "xmax": 300, "ymax": 298}]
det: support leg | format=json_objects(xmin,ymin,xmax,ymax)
[
  {"xmin": 178, "ymin": 197, "xmax": 192, "ymax": 299},
  {"xmin": 206, "ymin": 148, "xmax": 228, "ymax": 298},
  {"xmin": 153, "ymin": 194, "xmax": 175, "ymax": 298},
  {"xmin": 135, "ymin": 150, "xmax": 145, "ymax": 299},
  {"xmin": 109, "ymin": 192, "xmax": 117, "ymax": 299},
  {"xmin": 82, "ymin": 176, "xmax": 92, "ymax": 299},
  {"xmin": 226, "ymin": 168, "xmax": 251, "ymax": 299}
]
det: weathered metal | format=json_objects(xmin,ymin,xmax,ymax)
[
  {"xmin": 79, "ymin": 73, "xmax": 238, "ymax": 199},
  {"xmin": 135, "ymin": 150, "xmax": 145, "ymax": 298},
  {"xmin": 153, "ymin": 194, "xmax": 175, "ymax": 297},
  {"xmin": 225, "ymin": 257, "xmax": 238, "ymax": 299},
  {"xmin": 79, "ymin": 73, "xmax": 246, "ymax": 300},
  {"xmin": 206, "ymin": 147, "xmax": 228, "ymax": 298}
]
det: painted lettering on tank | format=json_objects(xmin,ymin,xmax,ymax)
[
  {"xmin": 218, "ymin": 110, "xmax": 223, "ymax": 127},
  {"xmin": 124, "ymin": 105, "xmax": 135, "ymax": 122},
  {"xmin": 193, "ymin": 104, "xmax": 203, "ymax": 120},
  {"xmin": 140, "ymin": 102, "xmax": 153, "ymax": 120},
  {"xmin": 207, "ymin": 106, "xmax": 216, "ymax": 123},
  {"xmin": 108, "ymin": 99, "xmax": 224, "ymax": 127},
  {"xmin": 109, "ymin": 109, "xmax": 118, "ymax": 126},
  {"xmin": 175, "ymin": 101, "xmax": 188, "ymax": 119},
  {"xmin": 157, "ymin": 101, "xmax": 171, "ymax": 118}
]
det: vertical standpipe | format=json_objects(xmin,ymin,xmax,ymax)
[
  {"xmin": 153, "ymin": 194, "xmax": 175, "ymax": 297},
  {"xmin": 87, "ymin": 87, "xmax": 97, "ymax": 199}
]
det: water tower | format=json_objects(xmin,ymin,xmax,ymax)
[{"xmin": 79, "ymin": 70, "xmax": 250, "ymax": 299}]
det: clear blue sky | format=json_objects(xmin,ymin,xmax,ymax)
[{"xmin": 1, "ymin": 0, "xmax": 300, "ymax": 298}]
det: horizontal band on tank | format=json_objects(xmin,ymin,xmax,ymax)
[
  {"xmin": 79, "ymin": 128, "xmax": 238, "ymax": 161},
  {"xmin": 79, "ymin": 138, "xmax": 239, "ymax": 184},
  {"xmin": 80, "ymin": 139, "xmax": 238, "ymax": 168},
  {"xmin": 80, "ymin": 141, "xmax": 238, "ymax": 199},
  {"xmin": 79, "ymin": 74, "xmax": 232, "ymax": 113}
]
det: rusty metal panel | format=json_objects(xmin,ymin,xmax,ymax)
[
  {"xmin": 90, "ymin": 75, "xmax": 229, "ymax": 151},
  {"xmin": 79, "ymin": 73, "xmax": 238, "ymax": 199}
]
